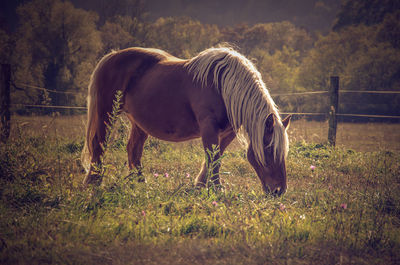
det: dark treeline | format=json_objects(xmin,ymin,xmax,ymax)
[{"xmin": 0, "ymin": 0, "xmax": 399, "ymax": 118}]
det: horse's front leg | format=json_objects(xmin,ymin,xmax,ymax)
[
  {"xmin": 196, "ymin": 119, "xmax": 221, "ymax": 187},
  {"xmin": 196, "ymin": 129, "xmax": 236, "ymax": 187}
]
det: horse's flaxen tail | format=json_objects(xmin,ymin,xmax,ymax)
[{"xmin": 81, "ymin": 51, "xmax": 117, "ymax": 173}]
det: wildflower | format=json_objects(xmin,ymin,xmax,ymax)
[
  {"xmin": 279, "ymin": 203, "xmax": 286, "ymax": 211},
  {"xmin": 328, "ymin": 184, "xmax": 333, "ymax": 191},
  {"xmin": 310, "ymin": 165, "xmax": 316, "ymax": 171},
  {"xmin": 340, "ymin": 203, "xmax": 347, "ymax": 210},
  {"xmin": 141, "ymin": 210, "xmax": 146, "ymax": 217},
  {"xmin": 165, "ymin": 173, "xmax": 169, "ymax": 178},
  {"xmin": 300, "ymin": 214, "xmax": 306, "ymax": 220},
  {"xmin": 212, "ymin": 201, "xmax": 218, "ymax": 206},
  {"xmin": 154, "ymin": 173, "xmax": 159, "ymax": 177},
  {"xmin": 186, "ymin": 173, "xmax": 190, "ymax": 178}
]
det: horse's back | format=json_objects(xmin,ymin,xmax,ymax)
[
  {"xmin": 101, "ymin": 48, "xmax": 159, "ymax": 74},
  {"xmin": 108, "ymin": 47, "xmax": 183, "ymax": 68},
  {"xmin": 93, "ymin": 48, "xmax": 179, "ymax": 108}
]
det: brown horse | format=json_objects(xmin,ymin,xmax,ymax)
[{"xmin": 81, "ymin": 46, "xmax": 291, "ymax": 195}]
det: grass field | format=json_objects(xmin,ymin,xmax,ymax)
[{"xmin": 0, "ymin": 114, "xmax": 399, "ymax": 264}]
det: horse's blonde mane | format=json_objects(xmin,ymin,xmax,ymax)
[{"xmin": 185, "ymin": 47, "xmax": 289, "ymax": 165}]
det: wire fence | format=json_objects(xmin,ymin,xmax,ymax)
[
  {"xmin": 8, "ymin": 82, "xmax": 400, "ymax": 119},
  {"xmin": 14, "ymin": 82, "xmax": 83, "ymax": 95},
  {"xmin": 1, "ymin": 61, "xmax": 398, "ymax": 148},
  {"xmin": 11, "ymin": 103, "xmax": 87, "ymax": 110},
  {"xmin": 10, "ymin": 82, "xmax": 87, "ymax": 111},
  {"xmin": 2, "ymin": 69, "xmax": 399, "ymax": 147}
]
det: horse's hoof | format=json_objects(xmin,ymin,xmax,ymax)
[
  {"xmin": 208, "ymin": 183, "xmax": 224, "ymax": 193},
  {"xmin": 83, "ymin": 174, "xmax": 102, "ymax": 187},
  {"xmin": 137, "ymin": 176, "xmax": 146, "ymax": 182},
  {"xmin": 195, "ymin": 182, "xmax": 206, "ymax": 189}
]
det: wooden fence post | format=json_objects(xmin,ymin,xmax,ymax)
[
  {"xmin": 0, "ymin": 64, "xmax": 11, "ymax": 143},
  {"xmin": 328, "ymin": 76, "xmax": 339, "ymax": 146}
]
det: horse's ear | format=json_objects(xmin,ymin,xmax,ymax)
[
  {"xmin": 282, "ymin": 114, "xmax": 291, "ymax": 130},
  {"xmin": 266, "ymin": 113, "xmax": 275, "ymax": 133}
]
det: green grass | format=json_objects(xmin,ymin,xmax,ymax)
[{"xmin": 0, "ymin": 116, "xmax": 399, "ymax": 264}]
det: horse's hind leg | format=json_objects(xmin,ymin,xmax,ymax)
[
  {"xmin": 127, "ymin": 122, "xmax": 148, "ymax": 181},
  {"xmin": 84, "ymin": 120, "xmax": 108, "ymax": 186}
]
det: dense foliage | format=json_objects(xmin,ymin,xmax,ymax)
[{"xmin": 0, "ymin": 0, "xmax": 399, "ymax": 117}]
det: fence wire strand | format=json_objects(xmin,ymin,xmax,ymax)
[
  {"xmin": 14, "ymin": 83, "xmax": 82, "ymax": 95},
  {"xmin": 11, "ymin": 104, "xmax": 87, "ymax": 110},
  {"xmin": 271, "ymin": 91, "xmax": 328, "ymax": 96}
]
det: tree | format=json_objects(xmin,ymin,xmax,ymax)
[
  {"xmin": 0, "ymin": 29, "xmax": 11, "ymax": 64},
  {"xmin": 113, "ymin": 15, "xmax": 148, "ymax": 46},
  {"xmin": 297, "ymin": 25, "xmax": 400, "ymax": 116},
  {"xmin": 13, "ymin": 0, "xmax": 102, "ymax": 110},
  {"xmin": 100, "ymin": 20, "xmax": 134, "ymax": 52},
  {"xmin": 99, "ymin": 15, "xmax": 149, "ymax": 51},
  {"xmin": 81, "ymin": 0, "xmax": 147, "ymax": 25},
  {"xmin": 333, "ymin": 0, "xmax": 400, "ymax": 31},
  {"xmin": 298, "ymin": 25, "xmax": 400, "ymax": 90},
  {"xmin": 377, "ymin": 10, "xmax": 400, "ymax": 49},
  {"xmin": 145, "ymin": 17, "xmax": 221, "ymax": 58},
  {"xmin": 222, "ymin": 21, "xmax": 312, "ymax": 57},
  {"xmin": 251, "ymin": 46, "xmax": 301, "ymax": 93}
]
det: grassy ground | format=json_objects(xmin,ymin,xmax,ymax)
[{"xmin": 0, "ymin": 115, "xmax": 399, "ymax": 264}]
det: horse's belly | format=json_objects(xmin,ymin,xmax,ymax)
[
  {"xmin": 125, "ymin": 99, "xmax": 200, "ymax": 142},
  {"xmin": 138, "ymin": 117, "xmax": 200, "ymax": 142},
  {"xmin": 146, "ymin": 116, "xmax": 200, "ymax": 142}
]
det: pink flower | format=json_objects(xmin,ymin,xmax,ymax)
[
  {"xmin": 328, "ymin": 184, "xmax": 333, "ymax": 191},
  {"xmin": 141, "ymin": 210, "xmax": 146, "ymax": 217},
  {"xmin": 186, "ymin": 173, "xmax": 190, "ymax": 178},
  {"xmin": 340, "ymin": 203, "xmax": 347, "ymax": 210},
  {"xmin": 165, "ymin": 173, "xmax": 169, "ymax": 178},
  {"xmin": 154, "ymin": 173, "xmax": 159, "ymax": 177},
  {"xmin": 279, "ymin": 203, "xmax": 286, "ymax": 211},
  {"xmin": 310, "ymin": 165, "xmax": 316, "ymax": 171},
  {"xmin": 212, "ymin": 201, "xmax": 218, "ymax": 206}
]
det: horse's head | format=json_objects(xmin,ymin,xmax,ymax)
[{"xmin": 247, "ymin": 114, "xmax": 291, "ymax": 196}]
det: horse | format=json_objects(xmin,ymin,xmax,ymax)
[{"xmin": 81, "ymin": 46, "xmax": 291, "ymax": 196}]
